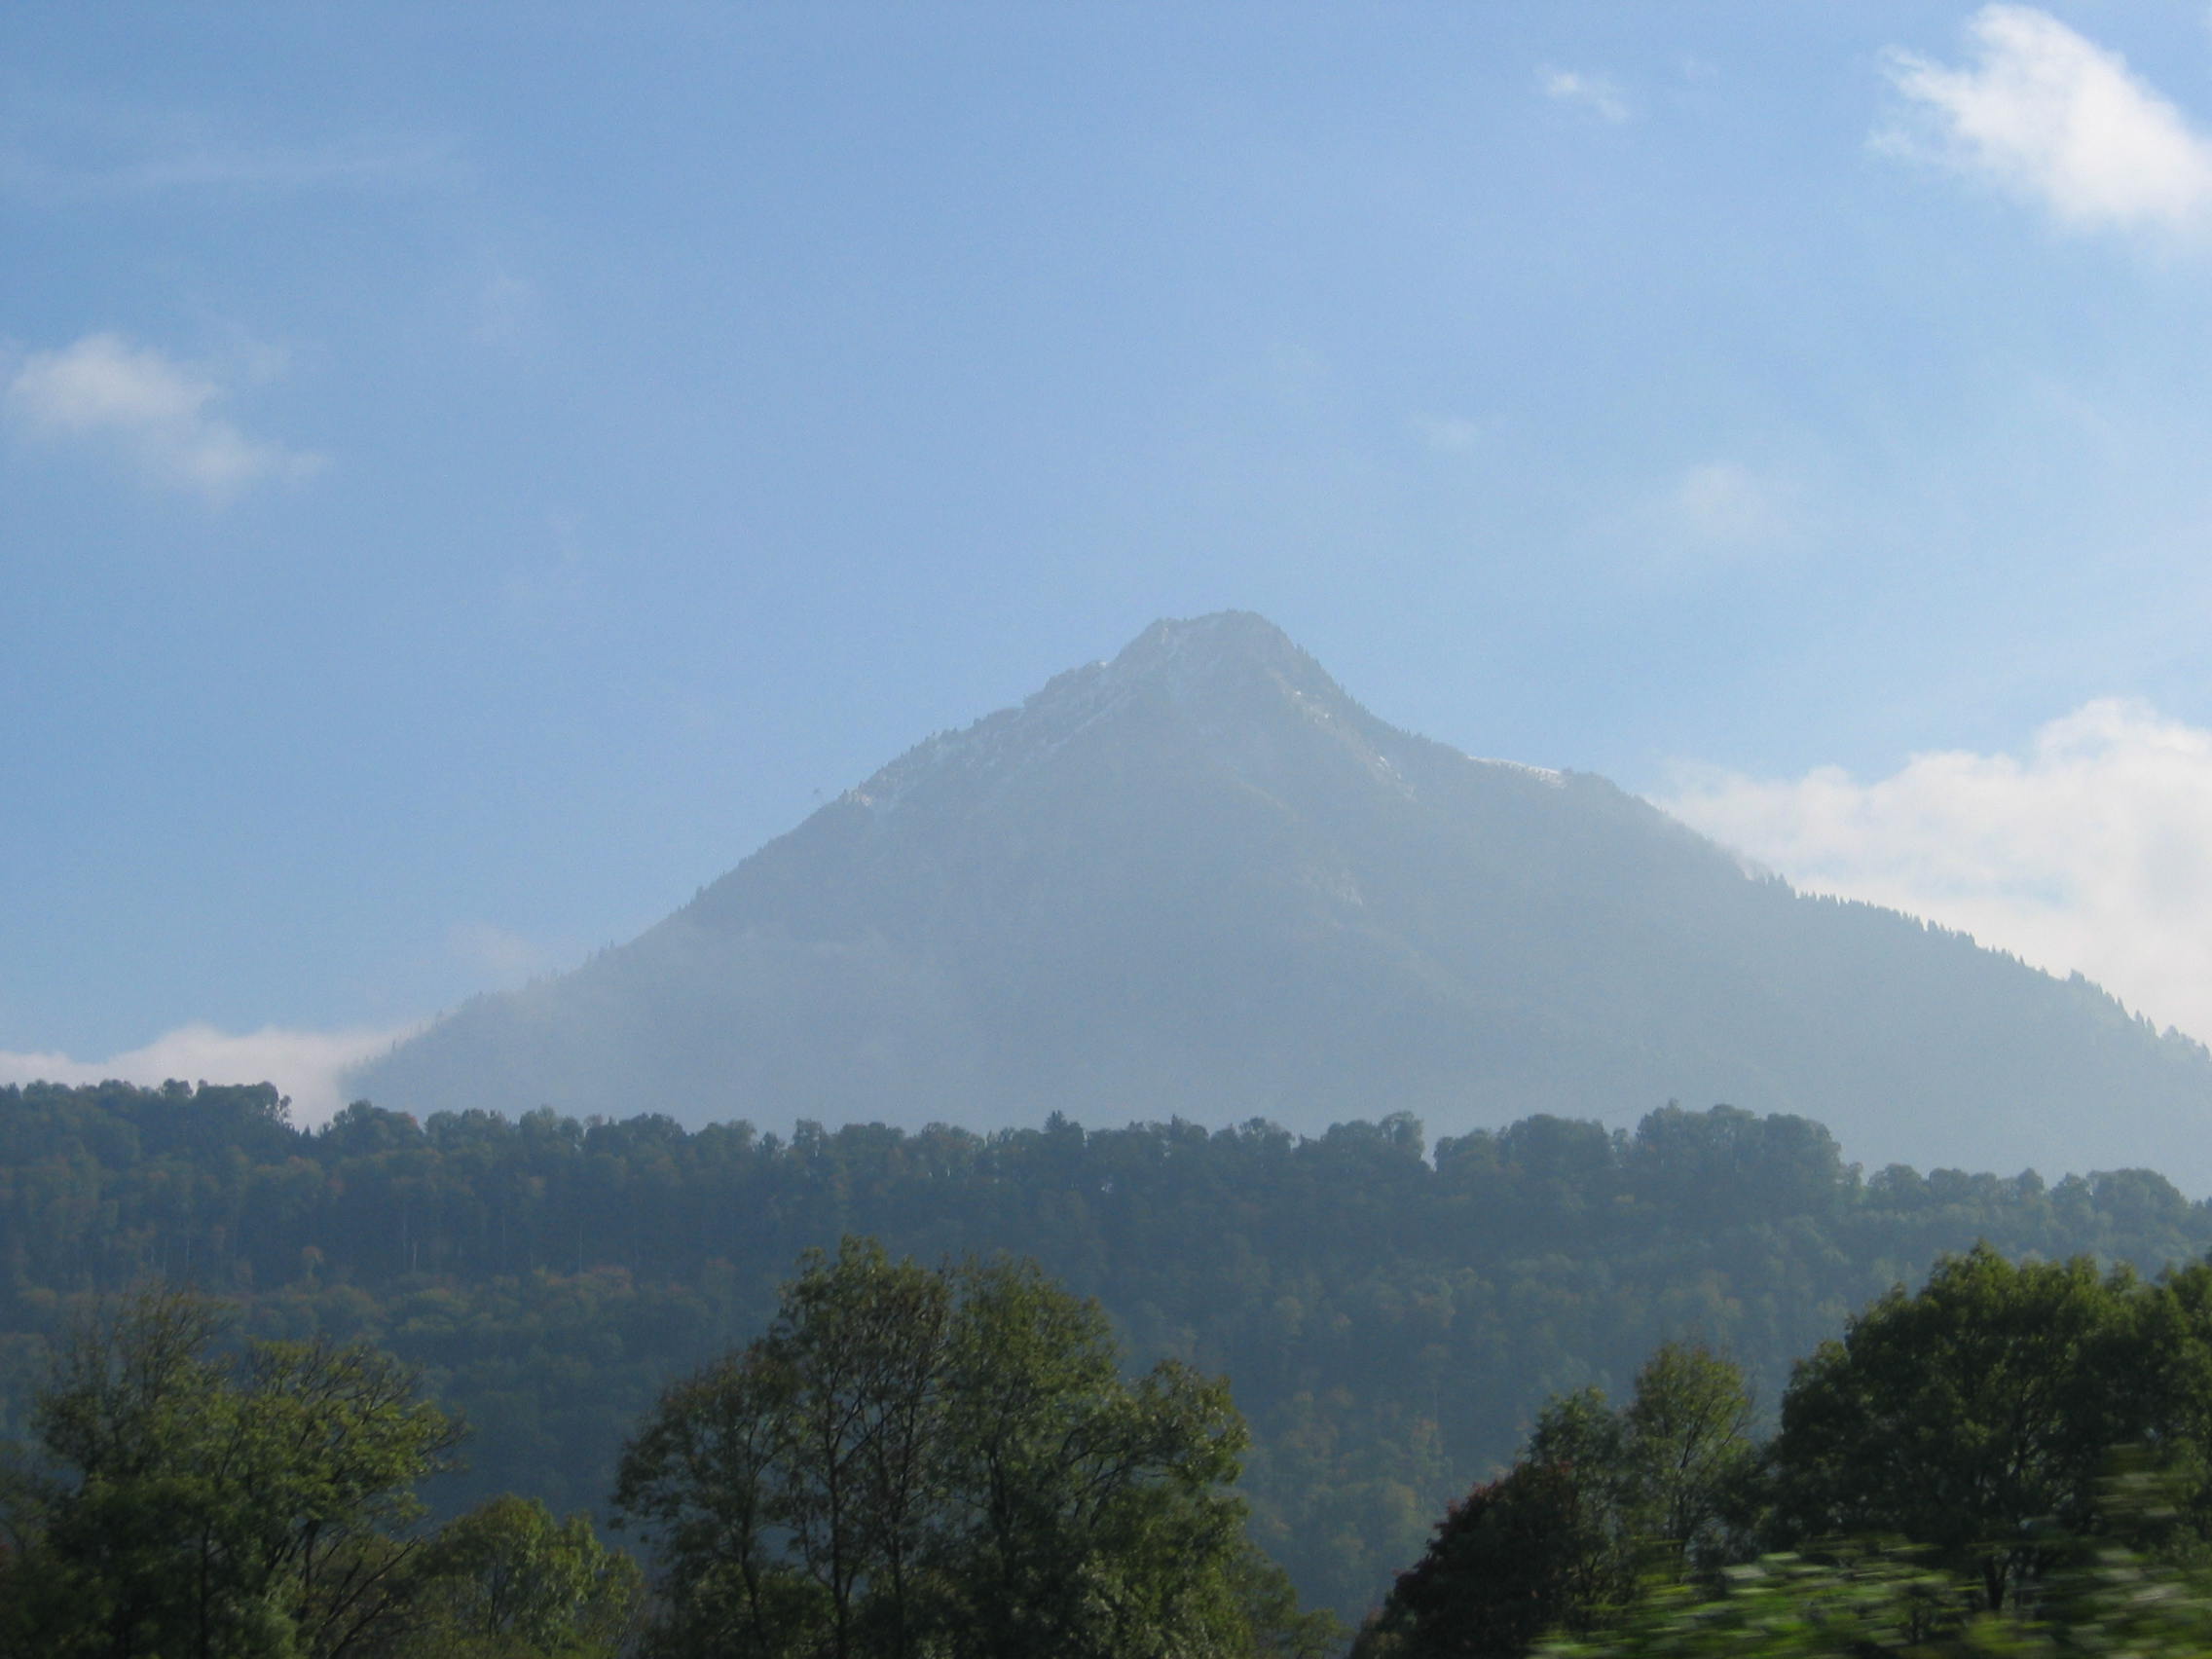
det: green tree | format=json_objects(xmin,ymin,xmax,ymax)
[
  {"xmin": 611, "ymin": 1237, "xmax": 1277, "ymax": 1659},
  {"xmin": 1618, "ymin": 1344, "xmax": 1757, "ymax": 1574},
  {"xmin": 1, "ymin": 1287, "xmax": 461, "ymax": 1659},
  {"xmin": 404, "ymin": 1493, "xmax": 642, "ymax": 1659},
  {"xmin": 929, "ymin": 1254, "xmax": 1253, "ymax": 1659},
  {"xmin": 1357, "ymin": 1346, "xmax": 1755, "ymax": 1659},
  {"xmin": 1351, "ymin": 1459, "xmax": 1627, "ymax": 1659},
  {"xmin": 1765, "ymin": 1247, "xmax": 2182, "ymax": 1611},
  {"xmin": 608, "ymin": 1239, "xmax": 951, "ymax": 1659}
]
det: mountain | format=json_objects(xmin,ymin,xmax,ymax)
[{"xmin": 350, "ymin": 611, "xmax": 2212, "ymax": 1187}]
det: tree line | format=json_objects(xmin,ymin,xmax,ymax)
[{"xmin": 3, "ymin": 1079, "xmax": 2210, "ymax": 1613}]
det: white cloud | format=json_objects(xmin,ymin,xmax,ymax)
[
  {"xmin": 1538, "ymin": 68, "xmax": 1630, "ymax": 124},
  {"xmin": 5, "ymin": 331, "xmax": 323, "ymax": 500},
  {"xmin": 1615, "ymin": 460, "xmax": 1802, "ymax": 575},
  {"xmin": 1659, "ymin": 699, "xmax": 2212, "ymax": 1045},
  {"xmin": 448, "ymin": 920, "xmax": 567, "ymax": 985},
  {"xmin": 1408, "ymin": 413, "xmax": 1489, "ymax": 454},
  {"xmin": 0, "ymin": 1020, "xmax": 421, "ymax": 1128},
  {"xmin": 0, "ymin": 97, "xmax": 461, "ymax": 204},
  {"xmin": 1881, "ymin": 5, "xmax": 2212, "ymax": 234},
  {"xmin": 1669, "ymin": 461, "xmax": 1793, "ymax": 550}
]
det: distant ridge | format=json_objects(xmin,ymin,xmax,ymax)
[{"xmin": 351, "ymin": 611, "xmax": 2212, "ymax": 1189}]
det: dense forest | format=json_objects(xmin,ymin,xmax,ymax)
[{"xmin": 2, "ymin": 1080, "xmax": 2209, "ymax": 1614}]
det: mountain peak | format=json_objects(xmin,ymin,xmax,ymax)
[
  {"xmin": 350, "ymin": 616, "xmax": 2212, "ymax": 1192},
  {"xmin": 1089, "ymin": 610, "xmax": 1346, "ymax": 707},
  {"xmin": 1113, "ymin": 608, "xmax": 1298, "ymax": 668},
  {"xmin": 846, "ymin": 612, "xmax": 1361, "ymax": 815}
]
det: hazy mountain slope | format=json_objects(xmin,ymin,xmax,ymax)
[{"xmin": 351, "ymin": 611, "xmax": 2212, "ymax": 1187}]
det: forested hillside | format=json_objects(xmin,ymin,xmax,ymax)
[{"xmin": 3, "ymin": 1079, "xmax": 2209, "ymax": 1614}]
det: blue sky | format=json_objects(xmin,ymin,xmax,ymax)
[{"xmin": 13, "ymin": 3, "xmax": 2212, "ymax": 1118}]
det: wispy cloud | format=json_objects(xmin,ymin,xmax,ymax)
[
  {"xmin": 448, "ymin": 920, "xmax": 569, "ymax": 986},
  {"xmin": 0, "ymin": 96, "xmax": 459, "ymax": 203},
  {"xmin": 5, "ymin": 332, "xmax": 323, "ymax": 501},
  {"xmin": 1407, "ymin": 413, "xmax": 1489, "ymax": 455},
  {"xmin": 1880, "ymin": 5, "xmax": 2212, "ymax": 235},
  {"xmin": 0, "ymin": 1021, "xmax": 422, "ymax": 1128},
  {"xmin": 1538, "ymin": 67, "xmax": 1630, "ymax": 125},
  {"xmin": 1613, "ymin": 459, "xmax": 1804, "ymax": 575},
  {"xmin": 1659, "ymin": 700, "xmax": 2212, "ymax": 1045},
  {"xmin": 1668, "ymin": 461, "xmax": 1793, "ymax": 550}
]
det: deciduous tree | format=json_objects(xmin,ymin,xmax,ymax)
[
  {"xmin": 1356, "ymin": 1346, "xmax": 1755, "ymax": 1659},
  {"xmin": 612, "ymin": 1237, "xmax": 1273, "ymax": 1659},
  {"xmin": 1, "ymin": 1287, "xmax": 461, "ymax": 1659},
  {"xmin": 1766, "ymin": 1247, "xmax": 2175, "ymax": 1610},
  {"xmin": 406, "ymin": 1493, "xmax": 642, "ymax": 1659}
]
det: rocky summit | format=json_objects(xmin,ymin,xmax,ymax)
[{"xmin": 350, "ymin": 611, "xmax": 2212, "ymax": 1186}]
